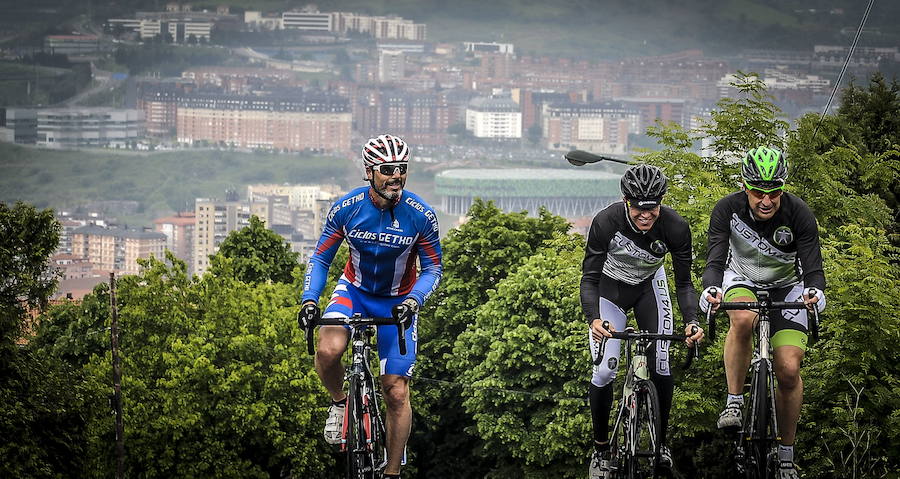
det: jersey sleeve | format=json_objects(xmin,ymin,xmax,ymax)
[
  {"xmin": 301, "ymin": 200, "xmax": 346, "ymax": 304},
  {"xmin": 794, "ymin": 200, "xmax": 826, "ymax": 291},
  {"xmin": 580, "ymin": 210, "xmax": 613, "ymax": 323},
  {"xmin": 701, "ymin": 197, "xmax": 732, "ymax": 289},
  {"xmin": 669, "ymin": 215, "xmax": 698, "ymax": 323},
  {"xmin": 407, "ymin": 206, "xmax": 443, "ymax": 306}
]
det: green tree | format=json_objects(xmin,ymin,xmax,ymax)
[
  {"xmin": 0, "ymin": 202, "xmax": 94, "ymax": 477},
  {"xmin": 799, "ymin": 224, "xmax": 900, "ymax": 478},
  {"xmin": 449, "ymin": 234, "xmax": 589, "ymax": 477},
  {"xmin": 0, "ymin": 202, "xmax": 60, "ymax": 342},
  {"xmin": 697, "ymin": 71, "xmax": 790, "ymax": 161},
  {"xmin": 209, "ymin": 215, "xmax": 299, "ymax": 284},
  {"xmin": 75, "ymin": 255, "xmax": 332, "ymax": 477},
  {"xmin": 412, "ymin": 200, "xmax": 570, "ymax": 477}
]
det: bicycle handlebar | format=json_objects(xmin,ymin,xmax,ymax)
[
  {"xmin": 704, "ymin": 286, "xmax": 821, "ymax": 343},
  {"xmin": 594, "ymin": 321, "xmax": 700, "ymax": 369},
  {"xmin": 304, "ymin": 315, "xmax": 409, "ymax": 356}
]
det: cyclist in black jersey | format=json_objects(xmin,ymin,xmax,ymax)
[
  {"xmin": 699, "ymin": 147, "xmax": 826, "ymax": 479},
  {"xmin": 582, "ymin": 164, "xmax": 704, "ymax": 479}
]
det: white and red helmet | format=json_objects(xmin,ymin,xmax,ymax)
[{"xmin": 362, "ymin": 134, "xmax": 410, "ymax": 168}]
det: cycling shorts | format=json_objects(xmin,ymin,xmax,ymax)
[
  {"xmin": 588, "ymin": 267, "xmax": 675, "ymax": 387},
  {"xmin": 722, "ymin": 269, "xmax": 809, "ymax": 351},
  {"xmin": 322, "ymin": 276, "xmax": 418, "ymax": 377}
]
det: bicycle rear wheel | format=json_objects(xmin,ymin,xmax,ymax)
[
  {"xmin": 742, "ymin": 361, "xmax": 775, "ymax": 479},
  {"xmin": 633, "ymin": 381, "xmax": 662, "ymax": 479}
]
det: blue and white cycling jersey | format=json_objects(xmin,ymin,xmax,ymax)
[{"xmin": 302, "ymin": 186, "xmax": 442, "ymax": 306}]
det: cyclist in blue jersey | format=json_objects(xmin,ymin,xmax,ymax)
[{"xmin": 299, "ymin": 134, "xmax": 442, "ymax": 479}]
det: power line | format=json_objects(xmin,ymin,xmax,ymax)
[
  {"xmin": 412, "ymin": 376, "xmax": 588, "ymax": 405},
  {"xmin": 812, "ymin": 0, "xmax": 877, "ymax": 141}
]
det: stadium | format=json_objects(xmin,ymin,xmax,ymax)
[{"xmin": 434, "ymin": 168, "xmax": 622, "ymax": 219}]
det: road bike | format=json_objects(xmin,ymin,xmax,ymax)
[
  {"xmin": 706, "ymin": 288, "xmax": 820, "ymax": 479},
  {"xmin": 596, "ymin": 321, "xmax": 699, "ymax": 479},
  {"xmin": 304, "ymin": 314, "xmax": 409, "ymax": 479}
]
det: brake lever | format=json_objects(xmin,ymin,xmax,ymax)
[
  {"xmin": 593, "ymin": 320, "xmax": 611, "ymax": 366},
  {"xmin": 807, "ymin": 287, "xmax": 820, "ymax": 343}
]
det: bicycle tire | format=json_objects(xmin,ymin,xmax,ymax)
[
  {"xmin": 366, "ymin": 384, "xmax": 388, "ymax": 473},
  {"xmin": 743, "ymin": 361, "xmax": 774, "ymax": 479},
  {"xmin": 609, "ymin": 400, "xmax": 631, "ymax": 479},
  {"xmin": 634, "ymin": 381, "xmax": 662, "ymax": 479},
  {"xmin": 345, "ymin": 377, "xmax": 376, "ymax": 479}
]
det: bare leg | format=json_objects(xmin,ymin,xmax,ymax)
[
  {"xmin": 315, "ymin": 326, "xmax": 349, "ymax": 401},
  {"xmin": 381, "ymin": 374, "xmax": 411, "ymax": 476},
  {"xmin": 774, "ymin": 345, "xmax": 804, "ymax": 445},
  {"xmin": 724, "ymin": 304, "xmax": 757, "ymax": 396}
]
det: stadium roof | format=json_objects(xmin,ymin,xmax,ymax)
[{"xmin": 435, "ymin": 168, "xmax": 621, "ymax": 198}]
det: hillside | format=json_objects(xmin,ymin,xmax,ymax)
[{"xmin": 0, "ymin": 143, "xmax": 355, "ymax": 225}]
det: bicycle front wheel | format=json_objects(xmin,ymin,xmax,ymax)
[
  {"xmin": 345, "ymin": 378, "xmax": 376, "ymax": 479},
  {"xmin": 633, "ymin": 381, "xmax": 663, "ymax": 479},
  {"xmin": 742, "ymin": 360, "xmax": 776, "ymax": 479}
]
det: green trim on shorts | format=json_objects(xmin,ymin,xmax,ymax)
[
  {"xmin": 724, "ymin": 287, "xmax": 756, "ymax": 302},
  {"xmin": 771, "ymin": 329, "xmax": 808, "ymax": 351}
]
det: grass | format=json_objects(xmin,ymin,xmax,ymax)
[{"xmin": 0, "ymin": 143, "xmax": 356, "ymax": 226}]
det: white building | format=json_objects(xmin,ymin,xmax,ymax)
[
  {"xmin": 379, "ymin": 50, "xmax": 406, "ymax": 83},
  {"xmin": 464, "ymin": 42, "xmax": 515, "ymax": 56},
  {"xmin": 466, "ymin": 97, "xmax": 522, "ymax": 139},
  {"xmin": 14, "ymin": 108, "xmax": 145, "ymax": 149},
  {"xmin": 282, "ymin": 10, "xmax": 332, "ymax": 31}
]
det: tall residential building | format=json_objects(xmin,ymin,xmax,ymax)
[
  {"xmin": 194, "ymin": 197, "xmax": 251, "ymax": 275},
  {"xmin": 379, "ymin": 50, "xmax": 406, "ymax": 83},
  {"xmin": 176, "ymin": 92, "xmax": 352, "ymax": 152},
  {"xmin": 153, "ymin": 212, "xmax": 196, "ymax": 273},
  {"xmin": 465, "ymin": 96, "xmax": 522, "ymax": 139},
  {"xmin": 71, "ymin": 225, "xmax": 166, "ymax": 275}
]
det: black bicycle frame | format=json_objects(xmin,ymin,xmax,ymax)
[
  {"xmin": 707, "ymin": 288, "xmax": 820, "ymax": 479},
  {"xmin": 305, "ymin": 314, "xmax": 409, "ymax": 479},
  {"xmin": 596, "ymin": 323, "xmax": 699, "ymax": 479}
]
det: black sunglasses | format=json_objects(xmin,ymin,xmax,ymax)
[{"xmin": 377, "ymin": 163, "xmax": 408, "ymax": 175}]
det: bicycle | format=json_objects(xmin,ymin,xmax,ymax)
[
  {"xmin": 705, "ymin": 287, "xmax": 820, "ymax": 479},
  {"xmin": 302, "ymin": 313, "xmax": 409, "ymax": 479},
  {"xmin": 595, "ymin": 321, "xmax": 700, "ymax": 479}
]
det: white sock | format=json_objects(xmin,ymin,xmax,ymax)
[
  {"xmin": 727, "ymin": 393, "xmax": 744, "ymax": 406},
  {"xmin": 778, "ymin": 444, "xmax": 794, "ymax": 463}
]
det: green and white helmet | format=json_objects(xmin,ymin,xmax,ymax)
[{"xmin": 741, "ymin": 147, "xmax": 787, "ymax": 189}]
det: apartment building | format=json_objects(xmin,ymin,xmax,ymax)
[
  {"xmin": 379, "ymin": 50, "xmax": 406, "ymax": 83},
  {"xmin": 71, "ymin": 225, "xmax": 166, "ymax": 275},
  {"xmin": 137, "ymin": 81, "xmax": 187, "ymax": 137},
  {"xmin": 194, "ymin": 196, "xmax": 251, "ymax": 275},
  {"xmin": 331, "ymin": 12, "xmax": 426, "ymax": 41},
  {"xmin": 465, "ymin": 96, "xmax": 522, "ymax": 139},
  {"xmin": 153, "ymin": 212, "xmax": 196, "ymax": 273},
  {"xmin": 176, "ymin": 92, "xmax": 352, "ymax": 152},
  {"xmin": 543, "ymin": 102, "xmax": 641, "ymax": 154}
]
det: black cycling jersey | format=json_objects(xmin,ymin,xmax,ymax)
[
  {"xmin": 701, "ymin": 191, "xmax": 825, "ymax": 291},
  {"xmin": 580, "ymin": 201, "xmax": 697, "ymax": 324}
]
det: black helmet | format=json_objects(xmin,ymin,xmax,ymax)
[
  {"xmin": 621, "ymin": 164, "xmax": 667, "ymax": 209},
  {"xmin": 741, "ymin": 147, "xmax": 787, "ymax": 189}
]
